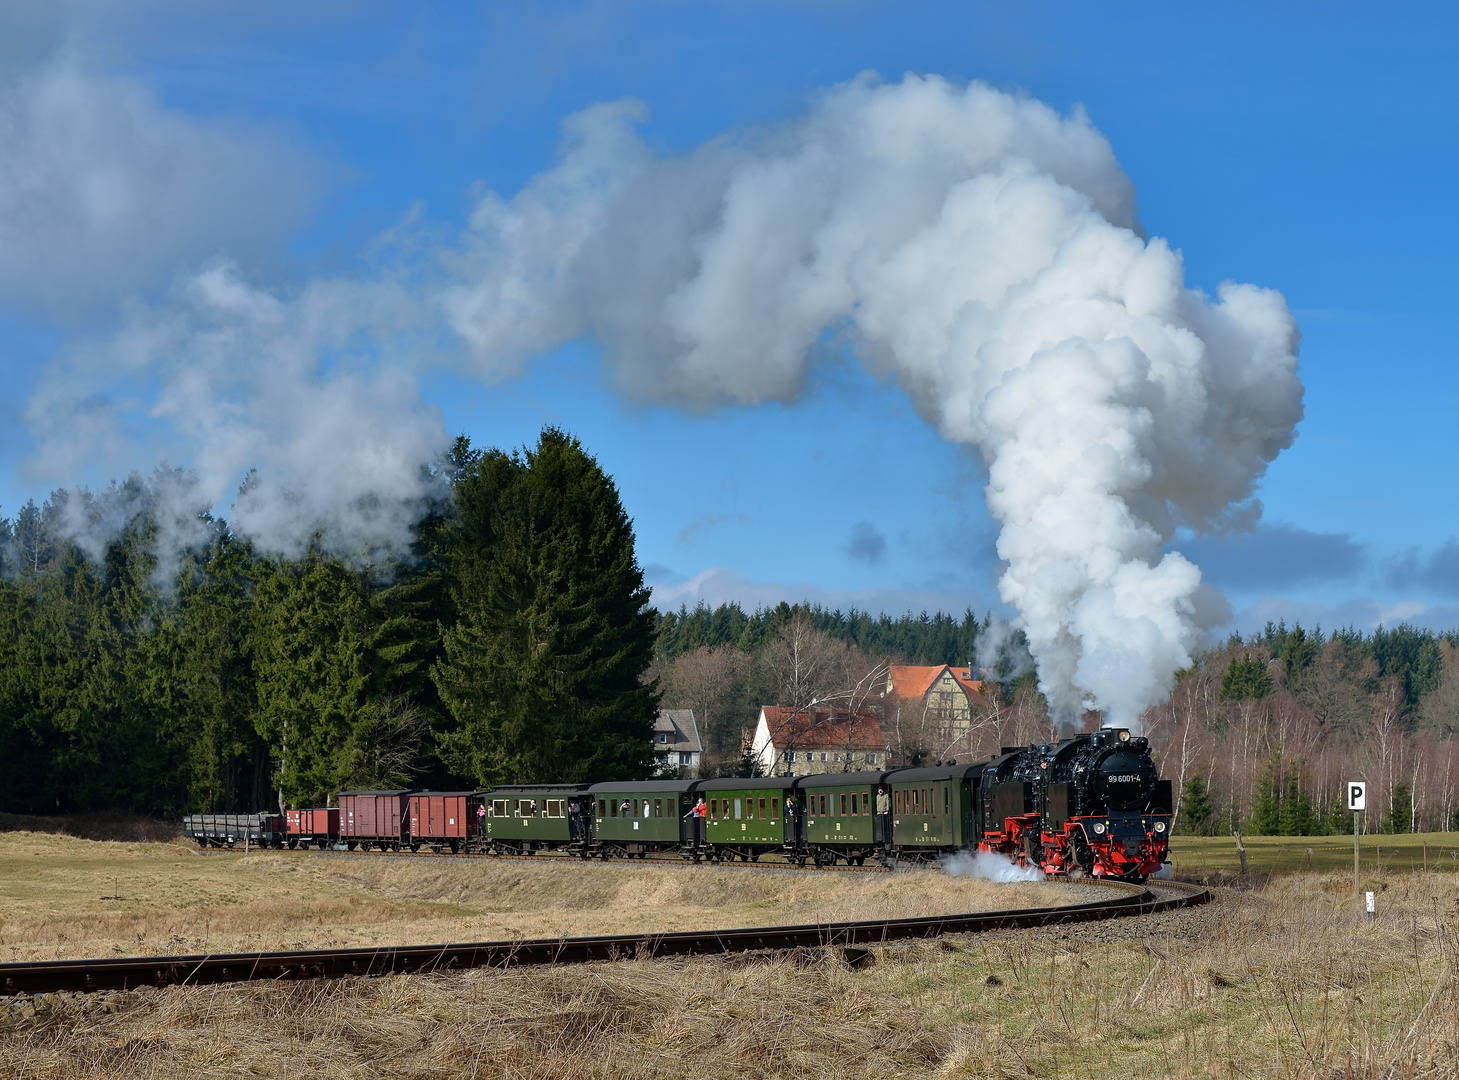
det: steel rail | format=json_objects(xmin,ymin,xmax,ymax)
[{"xmin": 0, "ymin": 880, "xmax": 1208, "ymax": 995}]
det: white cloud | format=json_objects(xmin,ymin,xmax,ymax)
[{"xmin": 0, "ymin": 39, "xmax": 318, "ymax": 319}]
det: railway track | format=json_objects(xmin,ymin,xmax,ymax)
[{"xmin": 0, "ymin": 879, "xmax": 1209, "ymax": 995}]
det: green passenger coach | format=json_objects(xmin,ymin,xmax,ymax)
[
  {"xmin": 888, "ymin": 764, "xmax": 981, "ymax": 856},
  {"xmin": 794, "ymin": 770, "xmax": 886, "ymax": 866},
  {"xmin": 480, "ymin": 784, "xmax": 590, "ymax": 854},
  {"xmin": 589, "ymin": 779, "xmax": 695, "ymax": 858},
  {"xmin": 698, "ymin": 776, "xmax": 794, "ymax": 862}
]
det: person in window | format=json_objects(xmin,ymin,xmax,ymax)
[
  {"xmin": 684, "ymin": 796, "xmax": 707, "ymax": 820},
  {"xmin": 530, "ymin": 800, "xmax": 538, "ymax": 815},
  {"xmin": 620, "ymin": 799, "xmax": 631, "ymax": 817}
]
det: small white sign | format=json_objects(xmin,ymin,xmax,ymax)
[
  {"xmin": 1346, "ymin": 782, "xmax": 1367, "ymax": 812},
  {"xmin": 1365, "ymin": 890, "xmax": 1375, "ymax": 914}
]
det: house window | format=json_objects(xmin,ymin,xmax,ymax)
[
  {"xmin": 820, "ymin": 752, "xmax": 827, "ymax": 762},
  {"xmin": 680, "ymin": 753, "xmax": 691, "ymax": 765},
  {"xmin": 660, "ymin": 733, "xmax": 669, "ymax": 743},
  {"xmin": 868, "ymin": 754, "xmax": 876, "ymax": 765}
]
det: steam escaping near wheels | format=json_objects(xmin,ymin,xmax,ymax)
[{"xmin": 940, "ymin": 850, "xmax": 1046, "ymax": 883}]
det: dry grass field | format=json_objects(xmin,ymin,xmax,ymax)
[
  {"xmin": 0, "ymin": 830, "xmax": 1081, "ymax": 963},
  {"xmin": 5, "ymin": 829, "xmax": 1459, "ymax": 1078},
  {"xmin": 3, "ymin": 869, "xmax": 1458, "ymax": 1078}
]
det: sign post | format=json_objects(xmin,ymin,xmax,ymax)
[{"xmin": 1347, "ymin": 782, "xmax": 1366, "ymax": 901}]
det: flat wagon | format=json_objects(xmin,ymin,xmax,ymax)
[{"xmin": 184, "ymin": 813, "xmax": 286, "ymax": 849}]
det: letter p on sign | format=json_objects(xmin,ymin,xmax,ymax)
[{"xmin": 1347, "ymin": 782, "xmax": 1366, "ymax": 812}]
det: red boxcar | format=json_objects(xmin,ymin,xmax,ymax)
[
  {"xmin": 285, "ymin": 808, "xmax": 340, "ymax": 849},
  {"xmin": 339, "ymin": 790, "xmax": 414, "ymax": 851},
  {"xmin": 408, "ymin": 792, "xmax": 479, "ymax": 852}
]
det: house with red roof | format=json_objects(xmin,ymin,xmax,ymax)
[
  {"xmin": 748, "ymin": 705, "xmax": 887, "ymax": 777},
  {"xmin": 882, "ymin": 664, "xmax": 986, "ymax": 759}
]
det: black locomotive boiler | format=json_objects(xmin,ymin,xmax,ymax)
[{"xmin": 976, "ymin": 727, "xmax": 1173, "ymax": 879}]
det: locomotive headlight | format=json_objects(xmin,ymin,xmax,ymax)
[
  {"xmin": 1093, "ymin": 822, "xmax": 1106, "ymax": 835},
  {"xmin": 1154, "ymin": 821, "xmax": 1167, "ymax": 833},
  {"xmin": 1118, "ymin": 730, "xmax": 1130, "ymax": 742}
]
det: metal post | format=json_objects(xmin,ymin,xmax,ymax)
[{"xmin": 1353, "ymin": 810, "xmax": 1359, "ymax": 902}]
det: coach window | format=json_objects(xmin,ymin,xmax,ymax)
[
  {"xmin": 849, "ymin": 793, "xmax": 858, "ymax": 817},
  {"xmin": 839, "ymin": 793, "xmax": 847, "ymax": 816},
  {"xmin": 861, "ymin": 792, "xmax": 870, "ymax": 816},
  {"xmin": 596, "ymin": 800, "xmax": 606, "ymax": 818},
  {"xmin": 734, "ymin": 798, "xmax": 743, "ymax": 820},
  {"xmin": 944, "ymin": 787, "xmax": 951, "ymax": 815},
  {"xmin": 710, "ymin": 798, "xmax": 718, "ymax": 821},
  {"xmin": 770, "ymin": 797, "xmax": 780, "ymax": 820},
  {"xmin": 758, "ymin": 797, "xmax": 767, "ymax": 819}
]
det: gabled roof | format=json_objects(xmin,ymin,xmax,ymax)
[
  {"xmin": 885, "ymin": 664, "xmax": 948, "ymax": 701},
  {"xmin": 950, "ymin": 668, "xmax": 986, "ymax": 705},
  {"xmin": 655, "ymin": 708, "xmax": 703, "ymax": 753},
  {"xmin": 757, "ymin": 706, "xmax": 885, "ymax": 751}
]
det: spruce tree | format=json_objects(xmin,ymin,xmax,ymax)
[
  {"xmin": 435, "ymin": 428, "xmax": 658, "ymax": 785},
  {"xmin": 1249, "ymin": 753, "xmax": 1282, "ymax": 834},
  {"xmin": 1176, "ymin": 773, "xmax": 1214, "ymax": 835}
]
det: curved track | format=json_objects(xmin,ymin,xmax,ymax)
[{"xmin": 0, "ymin": 880, "xmax": 1208, "ymax": 995}]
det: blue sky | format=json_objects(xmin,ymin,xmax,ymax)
[{"xmin": 2, "ymin": 1, "xmax": 1458, "ymax": 636}]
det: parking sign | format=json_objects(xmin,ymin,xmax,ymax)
[{"xmin": 1346, "ymin": 782, "xmax": 1366, "ymax": 812}]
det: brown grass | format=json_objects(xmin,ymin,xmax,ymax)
[
  {"xmin": 8, "ymin": 831, "xmax": 1459, "ymax": 1078},
  {"xmin": 4, "ymin": 870, "xmax": 1459, "ymax": 1078},
  {"xmin": 0, "ymin": 829, "xmax": 1091, "ymax": 962}
]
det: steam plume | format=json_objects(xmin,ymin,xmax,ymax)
[
  {"xmin": 448, "ymin": 74, "xmax": 1303, "ymax": 726},
  {"xmin": 18, "ymin": 72, "xmax": 1302, "ymax": 727}
]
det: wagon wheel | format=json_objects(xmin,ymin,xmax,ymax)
[{"xmin": 410, "ymin": 843, "xmax": 422, "ymax": 853}]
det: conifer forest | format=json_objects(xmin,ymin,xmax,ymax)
[{"xmin": 2, "ymin": 428, "xmax": 1458, "ymax": 837}]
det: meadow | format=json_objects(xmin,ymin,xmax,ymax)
[
  {"xmin": 0, "ymin": 829, "xmax": 1085, "ymax": 963},
  {"xmin": 5, "ymin": 827, "xmax": 1459, "ymax": 1078}
]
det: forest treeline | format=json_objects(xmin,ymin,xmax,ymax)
[
  {"xmin": 0, "ymin": 429, "xmax": 660, "ymax": 815},
  {"xmin": 5, "ymin": 426, "xmax": 1459, "ymax": 834},
  {"xmin": 1146, "ymin": 621, "xmax": 1459, "ymax": 837}
]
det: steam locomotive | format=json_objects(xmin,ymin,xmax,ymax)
[{"xmin": 184, "ymin": 728, "xmax": 1173, "ymax": 882}]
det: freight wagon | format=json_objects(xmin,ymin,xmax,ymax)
[
  {"xmin": 285, "ymin": 807, "xmax": 339, "ymax": 849},
  {"xmin": 184, "ymin": 813, "xmax": 286, "ymax": 849},
  {"xmin": 407, "ymin": 792, "xmax": 479, "ymax": 853},
  {"xmin": 339, "ymin": 790, "xmax": 414, "ymax": 851}
]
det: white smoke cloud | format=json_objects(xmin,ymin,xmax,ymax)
[
  {"xmin": 941, "ymin": 850, "xmax": 1046, "ymax": 883},
  {"xmin": 27, "ymin": 261, "xmax": 451, "ymax": 561},
  {"xmin": 15, "ymin": 66, "xmax": 1302, "ymax": 716},
  {"xmin": 445, "ymin": 73, "xmax": 1302, "ymax": 726},
  {"xmin": 0, "ymin": 48, "xmax": 319, "ymax": 320}
]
